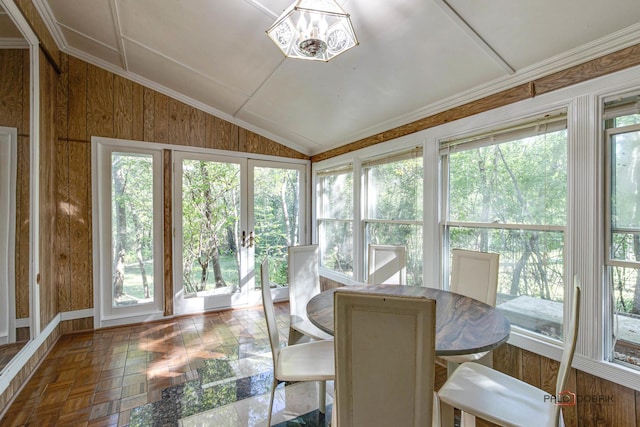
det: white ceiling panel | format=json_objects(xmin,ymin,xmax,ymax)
[
  {"xmin": 124, "ymin": 40, "xmax": 250, "ymax": 115},
  {"xmin": 48, "ymin": 0, "xmax": 119, "ymax": 48},
  {"xmin": 61, "ymin": 27, "xmax": 123, "ymax": 68},
  {"xmin": 117, "ymin": 0, "xmax": 286, "ymax": 96},
  {"xmin": 448, "ymin": 0, "xmax": 640, "ymax": 70},
  {"xmin": 38, "ymin": 0, "xmax": 640, "ymax": 155}
]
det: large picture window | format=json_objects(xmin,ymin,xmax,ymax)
[
  {"xmin": 441, "ymin": 113, "xmax": 568, "ymax": 338},
  {"xmin": 605, "ymin": 94, "xmax": 640, "ymax": 368}
]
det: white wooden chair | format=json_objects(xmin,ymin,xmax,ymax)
[
  {"xmin": 287, "ymin": 245, "xmax": 332, "ymax": 345},
  {"xmin": 260, "ymin": 259, "xmax": 334, "ymax": 426},
  {"xmin": 438, "ymin": 279, "xmax": 581, "ymax": 427},
  {"xmin": 367, "ymin": 244, "xmax": 406, "ymax": 285},
  {"xmin": 333, "ymin": 290, "xmax": 438, "ymax": 426}
]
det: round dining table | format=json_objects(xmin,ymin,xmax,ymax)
[{"xmin": 306, "ymin": 284, "xmax": 511, "ymax": 357}]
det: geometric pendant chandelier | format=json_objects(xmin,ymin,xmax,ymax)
[{"xmin": 266, "ymin": 0, "xmax": 358, "ymax": 62}]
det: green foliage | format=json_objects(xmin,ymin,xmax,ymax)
[{"xmin": 447, "ymin": 130, "xmax": 568, "ymax": 301}]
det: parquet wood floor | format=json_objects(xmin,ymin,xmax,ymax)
[{"xmin": 0, "ymin": 303, "xmax": 448, "ymax": 426}]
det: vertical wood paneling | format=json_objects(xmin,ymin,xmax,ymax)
[
  {"xmin": 0, "ymin": 50, "xmax": 24, "ymax": 131},
  {"xmin": 576, "ymin": 370, "xmax": 636, "ymax": 426},
  {"xmin": 190, "ymin": 107, "xmax": 206, "ymax": 148},
  {"xmin": 493, "ymin": 342, "xmax": 520, "ymax": 378},
  {"xmin": 521, "ymin": 349, "xmax": 542, "ymax": 388},
  {"xmin": 15, "ymin": 135, "xmax": 30, "ymax": 320},
  {"xmin": 153, "ymin": 92, "xmax": 169, "ymax": 143},
  {"xmin": 169, "ymin": 99, "xmax": 189, "ymax": 145},
  {"xmin": 55, "ymin": 139, "xmax": 70, "ymax": 312},
  {"xmin": 143, "ymin": 87, "xmax": 155, "ymax": 142},
  {"xmin": 57, "ymin": 53, "xmax": 68, "ymax": 140},
  {"xmin": 86, "ymin": 64, "xmax": 113, "ymax": 139},
  {"xmin": 39, "ymin": 52, "xmax": 58, "ymax": 328},
  {"xmin": 68, "ymin": 141, "xmax": 92, "ymax": 310},
  {"xmin": 67, "ymin": 56, "xmax": 87, "ymax": 141},
  {"xmin": 132, "ymin": 82, "xmax": 144, "ymax": 141},
  {"xmin": 205, "ymin": 116, "xmax": 238, "ymax": 151},
  {"xmin": 163, "ymin": 150, "xmax": 173, "ymax": 316},
  {"xmin": 114, "ymin": 75, "xmax": 133, "ymax": 140}
]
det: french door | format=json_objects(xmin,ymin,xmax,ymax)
[{"xmin": 173, "ymin": 153, "xmax": 306, "ymax": 314}]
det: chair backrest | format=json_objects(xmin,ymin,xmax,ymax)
[
  {"xmin": 554, "ymin": 278, "xmax": 582, "ymax": 424},
  {"xmin": 450, "ymin": 249, "xmax": 500, "ymax": 306},
  {"xmin": 288, "ymin": 245, "xmax": 321, "ymax": 323},
  {"xmin": 367, "ymin": 244, "xmax": 407, "ymax": 285},
  {"xmin": 261, "ymin": 259, "xmax": 280, "ymax": 368},
  {"xmin": 334, "ymin": 290, "xmax": 436, "ymax": 427}
]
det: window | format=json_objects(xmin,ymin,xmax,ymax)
[
  {"xmin": 316, "ymin": 165, "xmax": 354, "ymax": 276},
  {"xmin": 605, "ymin": 94, "xmax": 640, "ymax": 368},
  {"xmin": 94, "ymin": 140, "xmax": 164, "ymax": 325},
  {"xmin": 441, "ymin": 112, "xmax": 568, "ymax": 339},
  {"xmin": 362, "ymin": 149, "xmax": 423, "ymax": 286}
]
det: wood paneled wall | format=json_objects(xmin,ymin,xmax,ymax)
[
  {"xmin": 53, "ymin": 53, "xmax": 310, "ymax": 327},
  {"xmin": 39, "ymin": 50, "xmax": 58, "ymax": 329},
  {"xmin": 0, "ymin": 48, "xmax": 30, "ymax": 327}
]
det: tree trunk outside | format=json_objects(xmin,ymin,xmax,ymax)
[{"xmin": 112, "ymin": 160, "xmax": 127, "ymax": 299}]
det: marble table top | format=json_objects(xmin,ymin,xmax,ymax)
[{"xmin": 306, "ymin": 284, "xmax": 511, "ymax": 357}]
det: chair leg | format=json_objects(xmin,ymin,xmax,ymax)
[
  {"xmin": 319, "ymin": 380, "xmax": 326, "ymax": 414},
  {"xmin": 267, "ymin": 378, "xmax": 278, "ymax": 427}
]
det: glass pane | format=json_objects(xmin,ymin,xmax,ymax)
[
  {"xmin": 449, "ymin": 226, "xmax": 565, "ymax": 338},
  {"xmin": 111, "ymin": 153, "xmax": 154, "ymax": 307},
  {"xmin": 610, "ymin": 130, "xmax": 640, "ymax": 231},
  {"xmin": 365, "ymin": 156, "xmax": 422, "ymax": 221},
  {"xmin": 448, "ymin": 130, "xmax": 567, "ymax": 225},
  {"xmin": 181, "ymin": 160, "xmax": 240, "ymax": 297},
  {"xmin": 318, "ymin": 170, "xmax": 352, "ymax": 219},
  {"xmin": 253, "ymin": 166, "xmax": 301, "ymax": 288},
  {"xmin": 612, "ymin": 232, "xmax": 640, "ymax": 262},
  {"xmin": 615, "ymin": 114, "xmax": 640, "ymax": 127},
  {"xmin": 319, "ymin": 220, "xmax": 353, "ymax": 276},
  {"xmin": 366, "ymin": 223, "xmax": 423, "ymax": 286},
  {"xmin": 611, "ymin": 266, "xmax": 640, "ymax": 368}
]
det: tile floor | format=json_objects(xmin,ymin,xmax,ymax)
[{"xmin": 0, "ymin": 302, "xmax": 445, "ymax": 426}]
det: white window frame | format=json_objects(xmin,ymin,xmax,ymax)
[{"xmin": 92, "ymin": 137, "xmax": 165, "ymax": 327}]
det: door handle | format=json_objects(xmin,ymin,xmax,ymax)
[
  {"xmin": 241, "ymin": 230, "xmax": 246, "ymax": 247},
  {"xmin": 249, "ymin": 231, "xmax": 254, "ymax": 248}
]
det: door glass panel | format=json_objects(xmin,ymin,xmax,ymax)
[
  {"xmin": 111, "ymin": 152, "xmax": 155, "ymax": 308},
  {"xmin": 181, "ymin": 159, "xmax": 241, "ymax": 298},
  {"xmin": 252, "ymin": 165, "xmax": 302, "ymax": 289}
]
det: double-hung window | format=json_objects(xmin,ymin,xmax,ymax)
[
  {"xmin": 316, "ymin": 165, "xmax": 354, "ymax": 276},
  {"xmin": 362, "ymin": 148, "xmax": 423, "ymax": 286},
  {"xmin": 441, "ymin": 112, "xmax": 568, "ymax": 338},
  {"xmin": 605, "ymin": 94, "xmax": 640, "ymax": 368}
]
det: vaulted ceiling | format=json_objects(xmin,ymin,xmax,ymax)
[{"xmin": 35, "ymin": 0, "xmax": 640, "ymax": 156}]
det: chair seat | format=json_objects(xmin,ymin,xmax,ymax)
[
  {"xmin": 290, "ymin": 319, "xmax": 333, "ymax": 341},
  {"xmin": 438, "ymin": 362, "xmax": 563, "ymax": 427},
  {"xmin": 276, "ymin": 340, "xmax": 335, "ymax": 382},
  {"xmin": 440, "ymin": 350, "xmax": 489, "ymax": 364}
]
